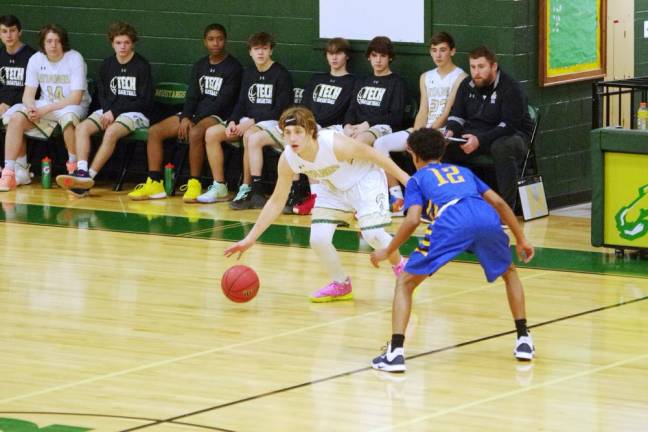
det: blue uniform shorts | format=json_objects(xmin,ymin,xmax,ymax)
[{"xmin": 405, "ymin": 197, "xmax": 512, "ymax": 282}]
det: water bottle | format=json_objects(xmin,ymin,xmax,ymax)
[
  {"xmin": 164, "ymin": 162, "xmax": 175, "ymax": 196},
  {"xmin": 637, "ymin": 102, "xmax": 648, "ymax": 130},
  {"xmin": 41, "ymin": 157, "xmax": 51, "ymax": 189}
]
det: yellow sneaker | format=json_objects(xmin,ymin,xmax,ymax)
[
  {"xmin": 181, "ymin": 178, "xmax": 202, "ymax": 203},
  {"xmin": 128, "ymin": 177, "xmax": 167, "ymax": 201}
]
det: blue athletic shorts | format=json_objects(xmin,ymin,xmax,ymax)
[{"xmin": 405, "ymin": 197, "xmax": 512, "ymax": 282}]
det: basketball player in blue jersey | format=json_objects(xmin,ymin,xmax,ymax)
[
  {"xmin": 370, "ymin": 128, "xmax": 535, "ymax": 372},
  {"xmin": 224, "ymin": 106, "xmax": 410, "ymax": 302}
]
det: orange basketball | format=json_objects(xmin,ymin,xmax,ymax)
[{"xmin": 221, "ymin": 265, "xmax": 260, "ymax": 303}]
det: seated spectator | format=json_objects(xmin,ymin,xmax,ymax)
[
  {"xmin": 127, "ymin": 23, "xmax": 242, "ymax": 202},
  {"xmin": 199, "ymin": 32, "xmax": 292, "ymax": 207},
  {"xmin": 373, "ymin": 31, "xmax": 465, "ymax": 215},
  {"xmin": 342, "ymin": 36, "xmax": 407, "ymax": 146},
  {"xmin": 0, "ymin": 14, "xmax": 37, "ymax": 186},
  {"xmin": 444, "ymin": 45, "xmax": 532, "ymax": 210},
  {"xmin": 56, "ymin": 22, "xmax": 153, "ymax": 197},
  {"xmin": 0, "ymin": 24, "xmax": 90, "ymax": 192}
]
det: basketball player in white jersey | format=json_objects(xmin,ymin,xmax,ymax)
[
  {"xmin": 224, "ymin": 106, "xmax": 410, "ymax": 302},
  {"xmin": 373, "ymin": 32, "xmax": 466, "ymax": 215},
  {"xmin": 0, "ymin": 24, "xmax": 90, "ymax": 191}
]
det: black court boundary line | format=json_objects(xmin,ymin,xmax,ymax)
[
  {"xmin": 0, "ymin": 412, "xmax": 231, "ymax": 431},
  {"xmin": 119, "ymin": 295, "xmax": 648, "ymax": 432}
]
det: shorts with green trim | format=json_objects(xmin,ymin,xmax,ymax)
[
  {"xmin": 311, "ymin": 168, "xmax": 391, "ymax": 230},
  {"xmin": 365, "ymin": 124, "xmax": 392, "ymax": 139},
  {"xmin": 4, "ymin": 100, "xmax": 88, "ymax": 138},
  {"xmin": 248, "ymin": 118, "xmax": 284, "ymax": 149},
  {"xmin": 324, "ymin": 124, "xmax": 392, "ymax": 140},
  {"xmin": 87, "ymin": 109, "xmax": 150, "ymax": 132}
]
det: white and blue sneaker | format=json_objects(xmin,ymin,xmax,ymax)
[
  {"xmin": 372, "ymin": 342, "xmax": 406, "ymax": 372},
  {"xmin": 197, "ymin": 182, "xmax": 229, "ymax": 203},
  {"xmin": 513, "ymin": 334, "xmax": 535, "ymax": 360}
]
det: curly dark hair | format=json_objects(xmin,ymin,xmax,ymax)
[{"xmin": 407, "ymin": 128, "xmax": 447, "ymax": 161}]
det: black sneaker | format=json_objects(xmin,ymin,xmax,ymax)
[
  {"xmin": 56, "ymin": 169, "xmax": 94, "ymax": 191},
  {"xmin": 229, "ymin": 186, "xmax": 252, "ymax": 210},
  {"xmin": 250, "ymin": 193, "xmax": 268, "ymax": 209},
  {"xmin": 283, "ymin": 187, "xmax": 299, "ymax": 214},
  {"xmin": 230, "ymin": 193, "xmax": 266, "ymax": 210},
  {"xmin": 371, "ymin": 342, "xmax": 406, "ymax": 373}
]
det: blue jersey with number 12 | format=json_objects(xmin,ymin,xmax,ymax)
[{"xmin": 403, "ymin": 162, "xmax": 490, "ymax": 214}]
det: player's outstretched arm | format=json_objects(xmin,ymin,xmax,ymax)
[
  {"xmin": 224, "ymin": 155, "xmax": 294, "ymax": 259},
  {"xmin": 333, "ymin": 133, "xmax": 410, "ymax": 185},
  {"xmin": 482, "ymin": 189, "xmax": 534, "ymax": 263},
  {"xmin": 370, "ymin": 204, "xmax": 422, "ymax": 268}
]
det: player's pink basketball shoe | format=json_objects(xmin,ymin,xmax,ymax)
[{"xmin": 310, "ymin": 277, "xmax": 352, "ymax": 302}]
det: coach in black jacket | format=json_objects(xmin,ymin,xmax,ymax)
[{"xmin": 445, "ymin": 45, "xmax": 531, "ymax": 210}]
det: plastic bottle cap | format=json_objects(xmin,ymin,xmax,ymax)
[
  {"xmin": 42, "ymin": 156, "xmax": 51, "ymax": 162},
  {"xmin": 164, "ymin": 162, "xmax": 175, "ymax": 168}
]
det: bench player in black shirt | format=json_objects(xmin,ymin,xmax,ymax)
[
  {"xmin": 127, "ymin": 23, "xmax": 242, "ymax": 202},
  {"xmin": 56, "ymin": 22, "xmax": 153, "ymax": 197},
  {"xmin": 0, "ymin": 15, "xmax": 37, "ymax": 186},
  {"xmin": 199, "ymin": 32, "xmax": 292, "ymax": 207},
  {"xmin": 343, "ymin": 36, "xmax": 407, "ymax": 146}
]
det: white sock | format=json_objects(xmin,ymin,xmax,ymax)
[
  {"xmin": 16, "ymin": 155, "xmax": 27, "ymax": 165},
  {"xmin": 389, "ymin": 185, "xmax": 403, "ymax": 199},
  {"xmin": 77, "ymin": 160, "xmax": 88, "ymax": 172},
  {"xmin": 4, "ymin": 160, "xmax": 15, "ymax": 171},
  {"xmin": 89, "ymin": 169, "xmax": 97, "ymax": 179},
  {"xmin": 68, "ymin": 154, "xmax": 77, "ymax": 162},
  {"xmin": 310, "ymin": 223, "xmax": 347, "ymax": 282}
]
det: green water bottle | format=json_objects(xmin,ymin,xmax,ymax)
[
  {"xmin": 41, "ymin": 157, "xmax": 52, "ymax": 189},
  {"xmin": 164, "ymin": 162, "xmax": 175, "ymax": 196}
]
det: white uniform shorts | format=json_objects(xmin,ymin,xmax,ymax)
[
  {"xmin": 3, "ymin": 100, "xmax": 88, "ymax": 138},
  {"xmin": 324, "ymin": 124, "xmax": 392, "ymax": 140},
  {"xmin": 87, "ymin": 109, "xmax": 150, "ymax": 132},
  {"xmin": 240, "ymin": 117, "xmax": 284, "ymax": 149},
  {"xmin": 311, "ymin": 168, "xmax": 391, "ymax": 230}
]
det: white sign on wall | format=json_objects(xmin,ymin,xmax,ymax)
[{"xmin": 319, "ymin": 0, "xmax": 425, "ymax": 43}]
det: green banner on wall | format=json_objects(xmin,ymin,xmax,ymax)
[{"xmin": 547, "ymin": 0, "xmax": 601, "ymax": 75}]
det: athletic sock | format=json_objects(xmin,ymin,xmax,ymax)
[
  {"xmin": 77, "ymin": 160, "xmax": 88, "ymax": 172},
  {"xmin": 4, "ymin": 160, "xmax": 15, "ymax": 171},
  {"xmin": 68, "ymin": 154, "xmax": 77, "ymax": 163},
  {"xmin": 390, "ymin": 334, "xmax": 405, "ymax": 350},
  {"xmin": 149, "ymin": 171, "xmax": 162, "ymax": 181},
  {"xmin": 16, "ymin": 155, "xmax": 27, "ymax": 165},
  {"xmin": 251, "ymin": 175, "xmax": 263, "ymax": 195},
  {"xmin": 89, "ymin": 169, "xmax": 97, "ymax": 179},
  {"xmin": 515, "ymin": 318, "xmax": 528, "ymax": 338}
]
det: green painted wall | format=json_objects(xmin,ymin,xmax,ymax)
[
  {"xmin": 0, "ymin": 0, "xmax": 635, "ymax": 206},
  {"xmin": 636, "ymin": 0, "xmax": 648, "ymax": 76}
]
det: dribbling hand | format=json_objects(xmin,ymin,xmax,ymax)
[{"xmin": 224, "ymin": 239, "xmax": 255, "ymax": 260}]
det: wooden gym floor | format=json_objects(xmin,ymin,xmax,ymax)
[{"xmin": 0, "ymin": 183, "xmax": 646, "ymax": 432}]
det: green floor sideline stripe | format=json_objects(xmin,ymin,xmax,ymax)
[{"xmin": 1, "ymin": 202, "xmax": 647, "ymax": 278}]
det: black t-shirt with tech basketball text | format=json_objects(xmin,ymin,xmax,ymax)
[
  {"xmin": 229, "ymin": 61, "xmax": 293, "ymax": 123},
  {"xmin": 180, "ymin": 54, "xmax": 243, "ymax": 122},
  {"xmin": 97, "ymin": 52, "xmax": 154, "ymax": 118},
  {"xmin": 302, "ymin": 72, "xmax": 355, "ymax": 127},
  {"xmin": 344, "ymin": 72, "xmax": 407, "ymax": 130},
  {"xmin": 0, "ymin": 43, "xmax": 37, "ymax": 106}
]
